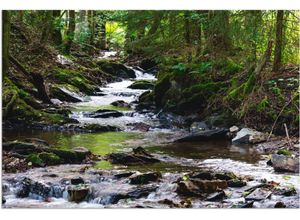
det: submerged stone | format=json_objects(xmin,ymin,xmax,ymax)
[{"xmin": 245, "ymin": 188, "xmax": 272, "ymax": 201}]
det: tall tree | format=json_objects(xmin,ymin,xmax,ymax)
[
  {"xmin": 88, "ymin": 10, "xmax": 95, "ymax": 45},
  {"xmin": 273, "ymin": 10, "xmax": 284, "ymax": 71},
  {"xmin": 52, "ymin": 10, "xmax": 63, "ymax": 46},
  {"xmin": 40, "ymin": 10, "xmax": 53, "ymax": 44},
  {"xmin": 63, "ymin": 10, "xmax": 75, "ymax": 54},
  {"xmin": 2, "ymin": 10, "xmax": 11, "ymax": 77}
]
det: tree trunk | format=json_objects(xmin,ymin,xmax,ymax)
[
  {"xmin": 99, "ymin": 23, "xmax": 106, "ymax": 49},
  {"xmin": 148, "ymin": 13, "xmax": 163, "ymax": 36},
  {"xmin": 2, "ymin": 10, "xmax": 10, "ymax": 78},
  {"xmin": 9, "ymin": 55, "xmax": 51, "ymax": 104},
  {"xmin": 88, "ymin": 10, "xmax": 95, "ymax": 45},
  {"xmin": 52, "ymin": 10, "xmax": 62, "ymax": 46},
  {"xmin": 63, "ymin": 10, "xmax": 76, "ymax": 55},
  {"xmin": 273, "ymin": 10, "xmax": 284, "ymax": 71},
  {"xmin": 40, "ymin": 10, "xmax": 53, "ymax": 44}
]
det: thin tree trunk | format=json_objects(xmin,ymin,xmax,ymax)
[
  {"xmin": 2, "ymin": 10, "xmax": 10, "ymax": 78},
  {"xmin": 9, "ymin": 55, "xmax": 51, "ymax": 104},
  {"xmin": 273, "ymin": 10, "xmax": 284, "ymax": 71},
  {"xmin": 63, "ymin": 10, "xmax": 76, "ymax": 54},
  {"xmin": 52, "ymin": 10, "xmax": 62, "ymax": 46},
  {"xmin": 40, "ymin": 10, "xmax": 53, "ymax": 44},
  {"xmin": 88, "ymin": 10, "xmax": 95, "ymax": 45}
]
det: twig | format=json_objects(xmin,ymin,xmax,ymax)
[
  {"xmin": 267, "ymin": 97, "xmax": 294, "ymax": 141},
  {"xmin": 283, "ymin": 123, "xmax": 293, "ymax": 148}
]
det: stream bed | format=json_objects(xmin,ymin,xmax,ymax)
[{"xmin": 2, "ymin": 66, "xmax": 299, "ymax": 208}]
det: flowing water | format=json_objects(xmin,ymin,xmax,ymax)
[{"xmin": 2, "ymin": 61, "xmax": 299, "ymax": 208}]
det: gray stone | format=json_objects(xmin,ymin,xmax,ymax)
[
  {"xmin": 232, "ymin": 128, "xmax": 268, "ymax": 144},
  {"xmin": 271, "ymin": 154, "xmax": 299, "ymax": 173}
]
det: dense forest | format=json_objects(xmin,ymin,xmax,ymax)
[{"xmin": 2, "ymin": 10, "xmax": 300, "ymax": 208}]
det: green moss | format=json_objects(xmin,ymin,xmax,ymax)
[
  {"xmin": 27, "ymin": 154, "xmax": 44, "ymax": 166},
  {"xmin": 277, "ymin": 149, "xmax": 292, "ymax": 156},
  {"xmin": 154, "ymin": 74, "xmax": 172, "ymax": 106},
  {"xmin": 38, "ymin": 152, "xmax": 62, "ymax": 165},
  {"xmin": 95, "ymin": 160, "xmax": 114, "ymax": 170},
  {"xmin": 50, "ymin": 68, "xmax": 95, "ymax": 95},
  {"xmin": 128, "ymin": 80, "xmax": 154, "ymax": 90},
  {"xmin": 72, "ymin": 104, "xmax": 131, "ymax": 112}
]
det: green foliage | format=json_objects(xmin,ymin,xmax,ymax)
[
  {"xmin": 172, "ymin": 63, "xmax": 187, "ymax": 73},
  {"xmin": 257, "ymin": 96, "xmax": 269, "ymax": 112},
  {"xmin": 38, "ymin": 152, "xmax": 61, "ymax": 165},
  {"xmin": 27, "ymin": 154, "xmax": 44, "ymax": 166}
]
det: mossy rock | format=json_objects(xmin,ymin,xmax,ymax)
[
  {"xmin": 50, "ymin": 68, "xmax": 95, "ymax": 95},
  {"xmin": 49, "ymin": 85, "xmax": 82, "ymax": 103},
  {"xmin": 139, "ymin": 91, "xmax": 154, "ymax": 103},
  {"xmin": 154, "ymin": 74, "xmax": 172, "ymax": 107},
  {"xmin": 38, "ymin": 152, "xmax": 62, "ymax": 165},
  {"xmin": 128, "ymin": 80, "xmax": 154, "ymax": 90},
  {"xmin": 46, "ymin": 148, "xmax": 79, "ymax": 163},
  {"xmin": 277, "ymin": 149, "xmax": 292, "ymax": 156},
  {"xmin": 97, "ymin": 61, "xmax": 136, "ymax": 78}
]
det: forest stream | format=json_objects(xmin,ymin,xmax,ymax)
[{"xmin": 2, "ymin": 52, "xmax": 299, "ymax": 208}]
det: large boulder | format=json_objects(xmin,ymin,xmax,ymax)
[
  {"xmin": 83, "ymin": 109, "xmax": 123, "ymax": 118},
  {"xmin": 49, "ymin": 86, "xmax": 83, "ymax": 103},
  {"xmin": 16, "ymin": 177, "xmax": 51, "ymax": 199},
  {"xmin": 232, "ymin": 128, "xmax": 268, "ymax": 144},
  {"xmin": 97, "ymin": 61, "xmax": 136, "ymax": 79},
  {"xmin": 128, "ymin": 80, "xmax": 154, "ymax": 90},
  {"xmin": 106, "ymin": 147, "xmax": 160, "ymax": 165},
  {"xmin": 140, "ymin": 58, "xmax": 157, "ymax": 72},
  {"xmin": 270, "ymin": 154, "xmax": 299, "ymax": 173},
  {"xmin": 175, "ymin": 128, "xmax": 228, "ymax": 142}
]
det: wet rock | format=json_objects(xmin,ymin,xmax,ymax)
[
  {"xmin": 127, "ymin": 186, "xmax": 158, "ymax": 199},
  {"xmin": 2, "ymin": 152, "xmax": 30, "ymax": 173},
  {"xmin": 239, "ymin": 201, "xmax": 254, "ymax": 208},
  {"xmin": 3, "ymin": 141, "xmax": 40, "ymax": 155},
  {"xmin": 17, "ymin": 177, "xmax": 51, "ymax": 199},
  {"xmin": 84, "ymin": 123, "xmax": 120, "ymax": 132},
  {"xmin": 270, "ymin": 154, "xmax": 299, "ymax": 173},
  {"xmin": 190, "ymin": 122, "xmax": 209, "ymax": 133},
  {"xmin": 229, "ymin": 126, "xmax": 239, "ymax": 133},
  {"xmin": 175, "ymin": 128, "xmax": 228, "ymax": 142},
  {"xmin": 245, "ymin": 188, "xmax": 272, "ymax": 201},
  {"xmin": 49, "ymin": 86, "xmax": 82, "ymax": 103},
  {"xmin": 128, "ymin": 80, "xmax": 154, "ymax": 90},
  {"xmin": 97, "ymin": 61, "xmax": 136, "ymax": 79},
  {"xmin": 114, "ymin": 172, "xmax": 135, "ymax": 179},
  {"xmin": 84, "ymin": 109, "xmax": 123, "ymax": 118},
  {"xmin": 106, "ymin": 147, "xmax": 160, "ymax": 165},
  {"xmin": 140, "ymin": 58, "xmax": 157, "ymax": 72},
  {"xmin": 191, "ymin": 172, "xmax": 214, "ymax": 180},
  {"xmin": 42, "ymin": 173, "xmax": 58, "ymax": 178},
  {"xmin": 68, "ymin": 185, "xmax": 90, "ymax": 203},
  {"xmin": 129, "ymin": 172, "xmax": 162, "ymax": 185},
  {"xmin": 227, "ymin": 179, "xmax": 247, "ymax": 188},
  {"xmin": 127, "ymin": 122, "xmax": 151, "ymax": 132},
  {"xmin": 274, "ymin": 201, "xmax": 286, "ymax": 208},
  {"xmin": 71, "ymin": 177, "xmax": 85, "ymax": 185},
  {"xmin": 206, "ymin": 190, "xmax": 226, "ymax": 201},
  {"xmin": 176, "ymin": 179, "xmax": 228, "ymax": 196},
  {"xmin": 38, "ymin": 152, "xmax": 62, "ymax": 165},
  {"xmin": 111, "ymin": 100, "xmax": 130, "ymax": 108},
  {"xmin": 2, "ymin": 196, "xmax": 6, "ymax": 204},
  {"xmin": 73, "ymin": 147, "xmax": 91, "ymax": 161},
  {"xmin": 215, "ymin": 172, "xmax": 237, "ymax": 181},
  {"xmin": 24, "ymin": 138, "xmax": 50, "ymax": 147},
  {"xmin": 273, "ymin": 187, "xmax": 296, "ymax": 197},
  {"xmin": 232, "ymin": 128, "xmax": 268, "ymax": 144}
]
